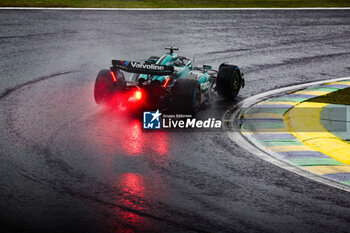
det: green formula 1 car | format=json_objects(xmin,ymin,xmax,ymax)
[{"xmin": 94, "ymin": 47, "xmax": 244, "ymax": 114}]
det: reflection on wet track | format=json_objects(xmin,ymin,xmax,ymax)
[
  {"xmin": 118, "ymin": 173, "xmax": 147, "ymax": 231},
  {"xmin": 84, "ymin": 106, "xmax": 171, "ymax": 231},
  {"xmin": 91, "ymin": 113, "xmax": 168, "ymax": 157}
]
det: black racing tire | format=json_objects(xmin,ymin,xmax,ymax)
[
  {"xmin": 216, "ymin": 64, "xmax": 242, "ymax": 100},
  {"xmin": 172, "ymin": 79, "xmax": 201, "ymax": 115},
  {"xmin": 94, "ymin": 69, "xmax": 115, "ymax": 104}
]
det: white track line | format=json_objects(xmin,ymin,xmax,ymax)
[
  {"xmin": 0, "ymin": 7, "xmax": 350, "ymax": 10},
  {"xmin": 224, "ymin": 77, "xmax": 350, "ymax": 192}
]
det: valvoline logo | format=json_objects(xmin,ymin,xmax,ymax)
[
  {"xmin": 143, "ymin": 110, "xmax": 162, "ymax": 129},
  {"xmin": 120, "ymin": 61, "xmax": 129, "ymax": 66}
]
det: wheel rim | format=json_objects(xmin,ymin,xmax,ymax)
[{"xmin": 232, "ymin": 72, "xmax": 240, "ymax": 91}]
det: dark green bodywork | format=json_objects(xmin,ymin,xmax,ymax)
[{"xmin": 133, "ymin": 52, "xmax": 211, "ymax": 92}]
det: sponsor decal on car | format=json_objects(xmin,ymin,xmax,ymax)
[
  {"xmin": 200, "ymin": 82, "xmax": 210, "ymax": 91},
  {"xmin": 120, "ymin": 61, "xmax": 130, "ymax": 66},
  {"xmin": 130, "ymin": 62, "xmax": 165, "ymax": 70}
]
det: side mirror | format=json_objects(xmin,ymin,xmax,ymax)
[{"xmin": 203, "ymin": 65, "xmax": 212, "ymax": 70}]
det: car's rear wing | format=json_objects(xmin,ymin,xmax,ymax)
[{"xmin": 112, "ymin": 60, "xmax": 174, "ymax": 76}]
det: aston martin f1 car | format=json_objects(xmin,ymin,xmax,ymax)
[{"xmin": 94, "ymin": 47, "xmax": 244, "ymax": 114}]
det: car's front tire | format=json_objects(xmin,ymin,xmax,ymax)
[{"xmin": 216, "ymin": 64, "xmax": 242, "ymax": 100}]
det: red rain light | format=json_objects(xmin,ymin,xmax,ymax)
[
  {"xmin": 135, "ymin": 91, "xmax": 142, "ymax": 100},
  {"xmin": 163, "ymin": 77, "xmax": 170, "ymax": 87},
  {"xmin": 111, "ymin": 71, "xmax": 117, "ymax": 83}
]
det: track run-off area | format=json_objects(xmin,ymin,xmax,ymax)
[
  {"xmin": 224, "ymin": 77, "xmax": 350, "ymax": 192},
  {"xmin": 1, "ymin": 9, "xmax": 350, "ymax": 233}
]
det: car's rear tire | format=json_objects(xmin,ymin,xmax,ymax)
[
  {"xmin": 172, "ymin": 79, "xmax": 201, "ymax": 115},
  {"xmin": 216, "ymin": 64, "xmax": 242, "ymax": 100},
  {"xmin": 94, "ymin": 70, "xmax": 126, "ymax": 104},
  {"xmin": 94, "ymin": 70, "xmax": 114, "ymax": 104},
  {"xmin": 94, "ymin": 69, "xmax": 126, "ymax": 104}
]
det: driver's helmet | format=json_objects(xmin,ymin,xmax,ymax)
[{"xmin": 174, "ymin": 58, "xmax": 183, "ymax": 66}]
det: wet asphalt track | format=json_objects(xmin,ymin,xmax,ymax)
[{"xmin": 0, "ymin": 10, "xmax": 350, "ymax": 233}]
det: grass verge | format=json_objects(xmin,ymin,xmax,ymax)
[
  {"xmin": 309, "ymin": 87, "xmax": 350, "ymax": 105},
  {"xmin": 0, "ymin": 0, "xmax": 350, "ymax": 8}
]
